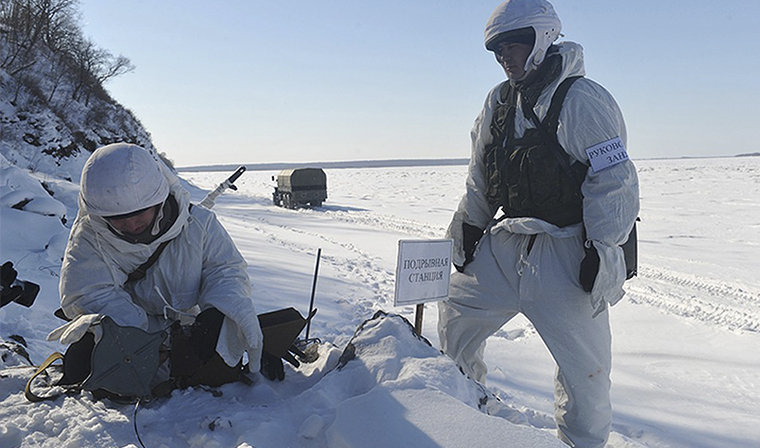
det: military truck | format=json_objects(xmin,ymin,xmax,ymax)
[{"xmin": 272, "ymin": 168, "xmax": 327, "ymax": 209}]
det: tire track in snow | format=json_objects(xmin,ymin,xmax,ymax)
[
  {"xmin": 626, "ymin": 265, "xmax": 760, "ymax": 332},
  {"xmin": 221, "ymin": 206, "xmax": 400, "ymax": 328},
  {"xmin": 319, "ymin": 208, "xmax": 446, "ymax": 240}
]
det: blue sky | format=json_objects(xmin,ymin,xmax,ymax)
[{"xmin": 79, "ymin": 0, "xmax": 760, "ymax": 167}]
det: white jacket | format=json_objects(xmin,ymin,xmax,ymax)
[
  {"xmin": 56, "ymin": 162, "xmax": 263, "ymax": 369},
  {"xmin": 449, "ymin": 41, "xmax": 640, "ymax": 308}
]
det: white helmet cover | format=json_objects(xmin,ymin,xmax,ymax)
[
  {"xmin": 484, "ymin": 0, "xmax": 562, "ymax": 73},
  {"xmin": 80, "ymin": 143, "xmax": 169, "ymax": 217}
]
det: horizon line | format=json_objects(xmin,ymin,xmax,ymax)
[{"xmin": 176, "ymin": 153, "xmax": 758, "ymax": 173}]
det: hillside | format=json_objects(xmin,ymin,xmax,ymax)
[{"xmin": 0, "ymin": 0, "xmax": 158, "ymax": 180}]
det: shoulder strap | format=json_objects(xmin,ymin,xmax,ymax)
[
  {"xmin": 544, "ymin": 75, "xmax": 583, "ymax": 135},
  {"xmin": 127, "ymin": 240, "xmax": 171, "ymax": 283},
  {"xmin": 126, "ymin": 203, "xmax": 192, "ymax": 283},
  {"xmin": 520, "ymin": 76, "xmax": 585, "ymax": 176},
  {"xmin": 491, "ymin": 82, "xmax": 518, "ymax": 149}
]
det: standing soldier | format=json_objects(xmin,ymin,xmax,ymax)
[{"xmin": 437, "ymin": 1, "xmax": 639, "ymax": 447}]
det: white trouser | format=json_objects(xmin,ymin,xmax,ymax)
[{"xmin": 438, "ymin": 229, "xmax": 612, "ymax": 448}]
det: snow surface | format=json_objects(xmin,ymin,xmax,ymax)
[{"xmin": 1, "ymin": 155, "xmax": 759, "ymax": 447}]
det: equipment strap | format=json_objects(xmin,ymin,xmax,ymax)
[{"xmin": 25, "ymin": 351, "xmax": 65, "ymax": 402}]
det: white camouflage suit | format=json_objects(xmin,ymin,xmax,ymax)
[
  {"xmin": 437, "ymin": 1, "xmax": 639, "ymax": 447},
  {"xmin": 52, "ymin": 144, "xmax": 263, "ymax": 372}
]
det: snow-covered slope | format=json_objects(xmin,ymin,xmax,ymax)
[{"xmin": 0, "ymin": 68, "xmax": 156, "ymax": 179}]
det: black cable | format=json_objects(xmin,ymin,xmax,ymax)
[{"xmin": 133, "ymin": 399, "xmax": 148, "ymax": 448}]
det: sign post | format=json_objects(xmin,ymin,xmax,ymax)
[{"xmin": 394, "ymin": 239, "xmax": 453, "ymax": 335}]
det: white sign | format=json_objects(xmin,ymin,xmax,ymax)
[{"xmin": 394, "ymin": 239, "xmax": 453, "ymax": 306}]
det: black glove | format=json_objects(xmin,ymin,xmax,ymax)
[
  {"xmin": 260, "ymin": 351, "xmax": 285, "ymax": 381},
  {"xmin": 579, "ymin": 241, "xmax": 600, "ymax": 293},
  {"xmin": 455, "ymin": 223, "xmax": 485, "ymax": 273}
]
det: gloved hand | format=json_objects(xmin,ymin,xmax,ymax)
[
  {"xmin": 47, "ymin": 313, "xmax": 104, "ymax": 344},
  {"xmin": 260, "ymin": 351, "xmax": 285, "ymax": 381},
  {"xmin": 579, "ymin": 240, "xmax": 600, "ymax": 293},
  {"xmin": 455, "ymin": 223, "xmax": 485, "ymax": 273}
]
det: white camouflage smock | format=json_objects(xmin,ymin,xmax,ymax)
[
  {"xmin": 438, "ymin": 41, "xmax": 639, "ymax": 448},
  {"xmin": 55, "ymin": 153, "xmax": 263, "ymax": 371}
]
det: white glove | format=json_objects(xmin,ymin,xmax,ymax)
[{"xmin": 47, "ymin": 313, "xmax": 104, "ymax": 345}]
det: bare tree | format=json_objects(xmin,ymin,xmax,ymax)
[
  {"xmin": 2, "ymin": 0, "xmax": 132, "ymax": 106},
  {"xmin": 95, "ymin": 54, "xmax": 134, "ymax": 85},
  {"xmin": 0, "ymin": 0, "xmax": 78, "ymax": 73}
]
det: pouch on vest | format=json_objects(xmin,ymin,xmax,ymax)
[
  {"xmin": 485, "ymin": 78, "xmax": 586, "ymax": 227},
  {"xmin": 502, "ymin": 127, "xmax": 585, "ymax": 228}
]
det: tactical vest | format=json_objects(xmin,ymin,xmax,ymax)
[{"xmin": 484, "ymin": 76, "xmax": 588, "ymax": 228}]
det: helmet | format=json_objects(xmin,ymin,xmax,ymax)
[
  {"xmin": 484, "ymin": 0, "xmax": 562, "ymax": 74},
  {"xmin": 80, "ymin": 143, "xmax": 169, "ymax": 217}
]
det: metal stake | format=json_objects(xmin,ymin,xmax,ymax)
[
  {"xmin": 414, "ymin": 303, "xmax": 424, "ymax": 336},
  {"xmin": 304, "ymin": 248, "xmax": 321, "ymax": 341}
]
